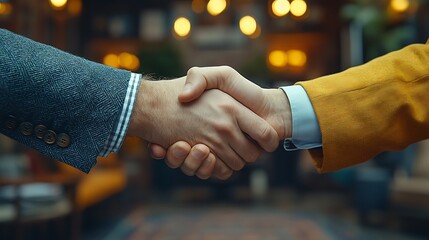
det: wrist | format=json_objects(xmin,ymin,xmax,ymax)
[
  {"xmin": 128, "ymin": 79, "xmax": 157, "ymax": 140},
  {"xmin": 127, "ymin": 78, "xmax": 186, "ymax": 146},
  {"xmin": 265, "ymin": 88, "xmax": 292, "ymax": 140}
]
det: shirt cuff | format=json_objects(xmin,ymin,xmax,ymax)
[
  {"xmin": 280, "ymin": 85, "xmax": 322, "ymax": 150},
  {"xmin": 99, "ymin": 72, "xmax": 142, "ymax": 157}
]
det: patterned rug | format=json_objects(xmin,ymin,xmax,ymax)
[{"xmin": 97, "ymin": 206, "xmax": 422, "ymax": 240}]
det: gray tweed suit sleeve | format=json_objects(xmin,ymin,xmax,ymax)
[{"xmin": 0, "ymin": 29, "xmax": 133, "ymax": 173}]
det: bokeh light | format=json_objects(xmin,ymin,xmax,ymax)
[
  {"xmin": 50, "ymin": 0, "xmax": 68, "ymax": 9},
  {"xmin": 174, "ymin": 17, "xmax": 191, "ymax": 38},
  {"xmin": 290, "ymin": 0, "xmax": 307, "ymax": 17},
  {"xmin": 287, "ymin": 50, "xmax": 307, "ymax": 67},
  {"xmin": 103, "ymin": 54, "xmax": 120, "ymax": 68},
  {"xmin": 390, "ymin": 0, "xmax": 410, "ymax": 12},
  {"xmin": 192, "ymin": 0, "xmax": 206, "ymax": 14},
  {"xmin": 119, "ymin": 52, "xmax": 140, "ymax": 71},
  {"xmin": 207, "ymin": 0, "xmax": 227, "ymax": 16},
  {"xmin": 68, "ymin": 0, "xmax": 82, "ymax": 15},
  {"xmin": 0, "ymin": 3, "xmax": 12, "ymax": 15},
  {"xmin": 103, "ymin": 53, "xmax": 140, "ymax": 71},
  {"xmin": 272, "ymin": 0, "xmax": 290, "ymax": 17},
  {"xmin": 268, "ymin": 50, "xmax": 287, "ymax": 67},
  {"xmin": 239, "ymin": 16, "xmax": 257, "ymax": 36}
]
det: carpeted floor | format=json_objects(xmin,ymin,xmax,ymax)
[{"xmin": 93, "ymin": 206, "xmax": 423, "ymax": 240}]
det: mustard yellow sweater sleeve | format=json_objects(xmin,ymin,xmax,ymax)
[{"xmin": 298, "ymin": 40, "xmax": 429, "ymax": 173}]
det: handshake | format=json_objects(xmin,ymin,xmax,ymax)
[
  {"xmin": 127, "ymin": 66, "xmax": 293, "ymax": 180},
  {"xmin": 4, "ymin": 29, "xmax": 425, "ymax": 177}
]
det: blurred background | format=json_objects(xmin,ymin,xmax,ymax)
[{"xmin": 0, "ymin": 0, "xmax": 429, "ymax": 239}]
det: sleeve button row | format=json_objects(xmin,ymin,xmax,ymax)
[{"xmin": 4, "ymin": 116, "xmax": 70, "ymax": 148}]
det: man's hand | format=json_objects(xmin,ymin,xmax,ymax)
[
  {"xmin": 182, "ymin": 66, "xmax": 292, "ymax": 140},
  {"xmin": 149, "ymin": 66, "xmax": 293, "ymax": 179},
  {"xmin": 127, "ymin": 77, "xmax": 279, "ymax": 179}
]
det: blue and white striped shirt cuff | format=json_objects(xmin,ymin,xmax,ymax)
[{"xmin": 99, "ymin": 72, "xmax": 142, "ymax": 157}]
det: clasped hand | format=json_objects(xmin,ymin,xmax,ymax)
[{"xmin": 129, "ymin": 66, "xmax": 292, "ymax": 180}]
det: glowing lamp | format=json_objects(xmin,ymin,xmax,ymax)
[
  {"xmin": 269, "ymin": 50, "xmax": 287, "ymax": 67},
  {"xmin": 239, "ymin": 16, "xmax": 257, "ymax": 36},
  {"xmin": 103, "ymin": 54, "xmax": 120, "ymax": 68},
  {"xmin": 390, "ymin": 0, "xmax": 410, "ymax": 12},
  {"xmin": 207, "ymin": 0, "xmax": 227, "ymax": 16},
  {"xmin": 174, "ymin": 17, "xmax": 191, "ymax": 38},
  {"xmin": 50, "ymin": 0, "xmax": 68, "ymax": 10},
  {"xmin": 272, "ymin": 0, "xmax": 290, "ymax": 17},
  {"xmin": 287, "ymin": 50, "xmax": 307, "ymax": 67},
  {"xmin": 290, "ymin": 0, "xmax": 307, "ymax": 17}
]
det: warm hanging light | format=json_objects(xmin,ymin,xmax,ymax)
[
  {"xmin": 390, "ymin": 0, "xmax": 410, "ymax": 12},
  {"xmin": 207, "ymin": 0, "xmax": 227, "ymax": 16},
  {"xmin": 272, "ymin": 0, "xmax": 290, "ymax": 17},
  {"xmin": 103, "ymin": 54, "xmax": 120, "ymax": 68},
  {"xmin": 287, "ymin": 50, "xmax": 307, "ymax": 67},
  {"xmin": 50, "ymin": 0, "xmax": 68, "ymax": 10},
  {"xmin": 268, "ymin": 50, "xmax": 287, "ymax": 67},
  {"xmin": 0, "ymin": 3, "xmax": 12, "ymax": 15},
  {"xmin": 239, "ymin": 16, "xmax": 258, "ymax": 36},
  {"xmin": 174, "ymin": 17, "xmax": 191, "ymax": 38},
  {"xmin": 103, "ymin": 53, "xmax": 140, "ymax": 70},
  {"xmin": 290, "ymin": 0, "xmax": 307, "ymax": 17},
  {"xmin": 119, "ymin": 52, "xmax": 140, "ymax": 71}
]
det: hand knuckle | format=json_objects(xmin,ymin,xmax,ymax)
[
  {"xmin": 260, "ymin": 125, "xmax": 273, "ymax": 141},
  {"xmin": 214, "ymin": 121, "xmax": 233, "ymax": 134},
  {"xmin": 187, "ymin": 66, "xmax": 199, "ymax": 75},
  {"xmin": 221, "ymin": 65, "xmax": 233, "ymax": 73}
]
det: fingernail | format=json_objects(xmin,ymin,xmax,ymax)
[
  {"xmin": 191, "ymin": 147, "xmax": 205, "ymax": 159},
  {"xmin": 174, "ymin": 148, "xmax": 187, "ymax": 158}
]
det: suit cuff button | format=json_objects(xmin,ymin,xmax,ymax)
[
  {"xmin": 19, "ymin": 122, "xmax": 33, "ymax": 136},
  {"xmin": 34, "ymin": 125, "xmax": 47, "ymax": 139},
  {"xmin": 56, "ymin": 133, "xmax": 70, "ymax": 148},
  {"xmin": 5, "ymin": 115, "xmax": 18, "ymax": 130},
  {"xmin": 284, "ymin": 139, "xmax": 298, "ymax": 151},
  {"xmin": 43, "ymin": 130, "xmax": 57, "ymax": 145}
]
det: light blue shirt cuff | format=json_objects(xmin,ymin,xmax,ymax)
[{"xmin": 280, "ymin": 85, "xmax": 322, "ymax": 150}]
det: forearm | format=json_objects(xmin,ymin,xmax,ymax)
[{"xmin": 0, "ymin": 29, "xmax": 131, "ymax": 172}]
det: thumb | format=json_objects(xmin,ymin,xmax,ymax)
[{"xmin": 179, "ymin": 67, "xmax": 209, "ymax": 103}]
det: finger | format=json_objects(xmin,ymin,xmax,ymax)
[
  {"xmin": 212, "ymin": 138, "xmax": 247, "ymax": 171},
  {"xmin": 235, "ymin": 104, "xmax": 279, "ymax": 152},
  {"xmin": 165, "ymin": 141, "xmax": 192, "ymax": 169},
  {"xmin": 228, "ymin": 125, "xmax": 261, "ymax": 163},
  {"xmin": 212, "ymin": 158, "xmax": 233, "ymax": 180},
  {"xmin": 195, "ymin": 153, "xmax": 216, "ymax": 180},
  {"xmin": 149, "ymin": 143, "xmax": 167, "ymax": 159},
  {"xmin": 181, "ymin": 144, "xmax": 211, "ymax": 176}
]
